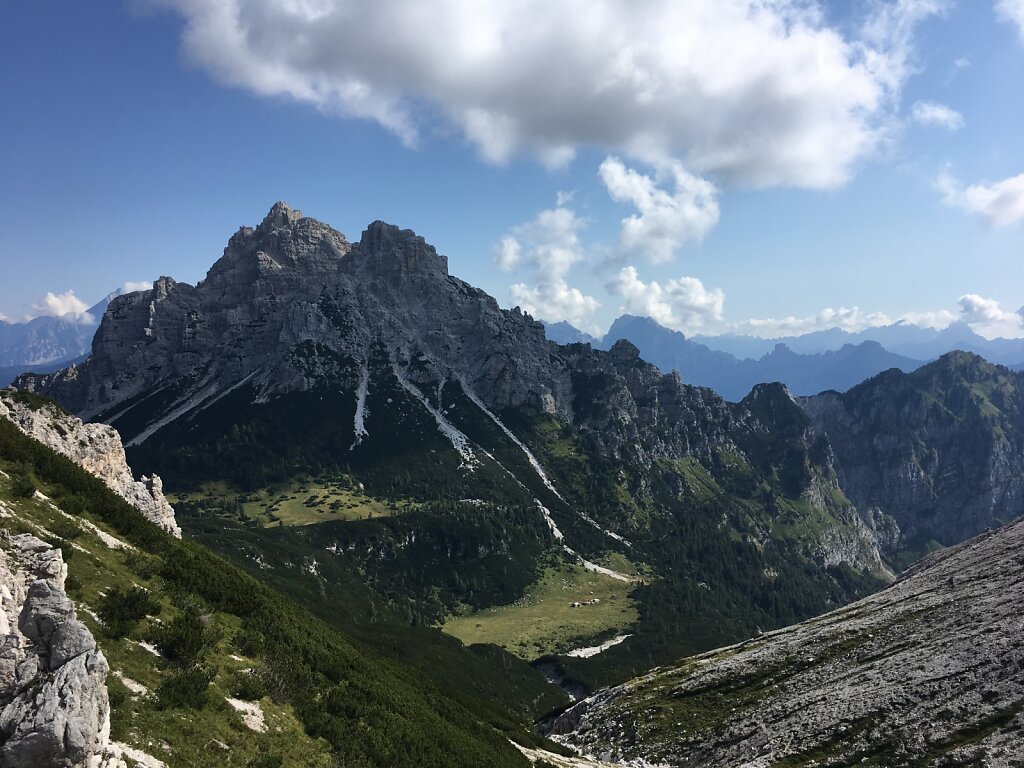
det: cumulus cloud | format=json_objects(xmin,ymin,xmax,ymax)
[
  {"xmin": 996, "ymin": 0, "xmax": 1024, "ymax": 42},
  {"xmin": 608, "ymin": 266, "xmax": 724, "ymax": 331},
  {"xmin": 910, "ymin": 100, "xmax": 963, "ymax": 130},
  {"xmin": 599, "ymin": 158, "xmax": 719, "ymax": 263},
  {"xmin": 936, "ymin": 170, "xmax": 1024, "ymax": 226},
  {"xmin": 32, "ymin": 290, "xmax": 95, "ymax": 325},
  {"xmin": 122, "ymin": 281, "xmax": 153, "ymax": 293},
  {"xmin": 958, "ymin": 294, "xmax": 1024, "ymax": 336},
  {"xmin": 495, "ymin": 201, "xmax": 600, "ymax": 329},
  {"xmin": 509, "ymin": 282, "xmax": 601, "ymax": 332},
  {"xmin": 152, "ymin": 0, "xmax": 944, "ymax": 188}
]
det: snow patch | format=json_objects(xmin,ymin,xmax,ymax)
[
  {"xmin": 459, "ymin": 379, "xmax": 563, "ymax": 500},
  {"xmin": 565, "ymin": 634, "xmax": 633, "ymax": 659},
  {"xmin": 125, "ymin": 379, "xmax": 222, "ymax": 446},
  {"xmin": 350, "ymin": 364, "xmax": 370, "ymax": 450},
  {"xmin": 393, "ymin": 365, "xmax": 478, "ymax": 468}
]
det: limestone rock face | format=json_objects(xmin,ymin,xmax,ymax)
[
  {"xmin": 0, "ymin": 534, "xmax": 114, "ymax": 768},
  {"xmin": 801, "ymin": 353, "xmax": 1024, "ymax": 549},
  {"xmin": 0, "ymin": 391, "xmax": 180, "ymax": 537},
  {"xmin": 546, "ymin": 518, "xmax": 1024, "ymax": 766},
  {"xmin": 19, "ymin": 202, "xmax": 571, "ymax": 425}
]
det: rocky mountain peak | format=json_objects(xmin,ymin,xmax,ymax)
[
  {"xmin": 257, "ymin": 200, "xmax": 304, "ymax": 234},
  {"xmin": 355, "ymin": 220, "xmax": 448, "ymax": 278}
]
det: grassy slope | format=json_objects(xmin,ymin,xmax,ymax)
[
  {"xmin": 0, "ymin": 415, "xmax": 545, "ymax": 768},
  {"xmin": 443, "ymin": 562, "xmax": 638, "ymax": 659}
]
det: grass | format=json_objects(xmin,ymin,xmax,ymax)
[
  {"xmin": 442, "ymin": 560, "xmax": 638, "ymax": 660},
  {"xmin": 169, "ymin": 476, "xmax": 413, "ymax": 527},
  {"xmin": 0, "ymin": 470, "xmax": 335, "ymax": 768}
]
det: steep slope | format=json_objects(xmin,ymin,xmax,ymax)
[
  {"xmin": 10, "ymin": 204, "xmax": 948, "ymax": 690},
  {"xmin": 803, "ymin": 352, "xmax": 1024, "ymax": 560},
  {"xmin": 546, "ymin": 518, "xmax": 1024, "ymax": 767},
  {"xmin": 0, "ymin": 400, "xmax": 562, "ymax": 767},
  {"xmin": 0, "ymin": 389, "xmax": 180, "ymax": 536}
]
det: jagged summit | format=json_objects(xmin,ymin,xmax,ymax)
[
  {"xmin": 356, "ymin": 220, "xmax": 449, "ymax": 278},
  {"xmin": 259, "ymin": 199, "xmax": 304, "ymax": 231}
]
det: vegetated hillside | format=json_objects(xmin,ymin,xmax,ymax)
[
  {"xmin": 18, "ymin": 203, "xmax": 1019, "ymax": 695},
  {"xmin": 0, "ymin": 407, "xmax": 560, "ymax": 768},
  {"xmin": 545, "ymin": 517, "xmax": 1024, "ymax": 767},
  {"xmin": 803, "ymin": 352, "xmax": 1024, "ymax": 565},
  {"xmin": 602, "ymin": 314, "xmax": 924, "ymax": 401}
]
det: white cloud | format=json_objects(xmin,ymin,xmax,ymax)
[
  {"xmin": 509, "ymin": 282, "xmax": 601, "ymax": 332},
  {"xmin": 495, "ymin": 200, "xmax": 600, "ymax": 329},
  {"xmin": 122, "ymin": 281, "xmax": 153, "ymax": 293},
  {"xmin": 730, "ymin": 306, "xmax": 895, "ymax": 337},
  {"xmin": 958, "ymin": 294, "xmax": 1024, "ymax": 337},
  {"xmin": 910, "ymin": 100, "xmax": 963, "ymax": 130},
  {"xmin": 599, "ymin": 157, "xmax": 720, "ymax": 263},
  {"xmin": 32, "ymin": 290, "xmax": 95, "ymax": 325},
  {"xmin": 936, "ymin": 170, "xmax": 1024, "ymax": 226},
  {"xmin": 996, "ymin": 0, "xmax": 1024, "ymax": 42},
  {"xmin": 152, "ymin": 0, "xmax": 944, "ymax": 189},
  {"xmin": 608, "ymin": 266, "xmax": 724, "ymax": 331}
]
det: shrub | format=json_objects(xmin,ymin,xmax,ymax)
[
  {"xmin": 10, "ymin": 463, "xmax": 35, "ymax": 498},
  {"xmin": 155, "ymin": 665, "xmax": 214, "ymax": 710},
  {"xmin": 229, "ymin": 669, "xmax": 268, "ymax": 702},
  {"xmin": 97, "ymin": 586, "xmax": 161, "ymax": 639},
  {"xmin": 154, "ymin": 610, "xmax": 210, "ymax": 664}
]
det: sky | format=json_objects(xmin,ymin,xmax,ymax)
[{"xmin": 0, "ymin": 0, "xmax": 1022, "ymax": 339}]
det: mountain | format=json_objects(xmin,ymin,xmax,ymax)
[
  {"xmin": 541, "ymin": 320, "xmax": 599, "ymax": 346},
  {"xmin": 0, "ymin": 388, "xmax": 566, "ymax": 767},
  {"xmin": 802, "ymin": 352, "xmax": 1024, "ymax": 562},
  {"xmin": 16, "ymin": 203, "xmax": 1024, "ymax": 697},
  {"xmin": 0, "ymin": 291, "xmax": 124, "ymax": 386},
  {"xmin": 545, "ymin": 517, "xmax": 1024, "ymax": 766},
  {"xmin": 602, "ymin": 314, "xmax": 924, "ymax": 401},
  {"xmin": 695, "ymin": 319, "xmax": 1024, "ymax": 367}
]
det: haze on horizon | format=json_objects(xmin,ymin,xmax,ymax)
[{"xmin": 0, "ymin": 0, "xmax": 1021, "ymax": 340}]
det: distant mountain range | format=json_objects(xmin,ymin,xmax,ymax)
[
  {"xmin": 693, "ymin": 318, "xmax": 1024, "ymax": 364},
  {"xmin": 542, "ymin": 314, "xmax": 1024, "ymax": 401},
  {"xmin": 19, "ymin": 203, "xmax": 1024, "ymax": 697},
  {"xmin": 0, "ymin": 290, "xmax": 130, "ymax": 386}
]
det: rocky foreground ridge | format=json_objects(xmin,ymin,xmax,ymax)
[
  {"xmin": 0, "ymin": 533, "xmax": 117, "ymax": 767},
  {"xmin": 545, "ymin": 517, "xmax": 1024, "ymax": 766},
  {"xmin": 0, "ymin": 390, "xmax": 180, "ymax": 537}
]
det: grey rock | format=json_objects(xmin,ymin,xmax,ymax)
[
  {"xmin": 0, "ymin": 534, "xmax": 113, "ymax": 768},
  {"xmin": 545, "ymin": 518, "xmax": 1024, "ymax": 767},
  {"xmin": 0, "ymin": 390, "xmax": 180, "ymax": 537}
]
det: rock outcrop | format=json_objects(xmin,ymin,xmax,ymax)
[
  {"xmin": 0, "ymin": 533, "xmax": 117, "ymax": 767},
  {"xmin": 802, "ymin": 352, "xmax": 1024, "ymax": 550},
  {"xmin": 546, "ymin": 518, "xmax": 1024, "ymax": 766},
  {"xmin": 0, "ymin": 390, "xmax": 180, "ymax": 537}
]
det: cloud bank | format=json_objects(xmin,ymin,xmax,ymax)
[{"xmin": 155, "ymin": 0, "xmax": 942, "ymax": 188}]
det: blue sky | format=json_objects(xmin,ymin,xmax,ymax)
[{"xmin": 1, "ymin": 0, "xmax": 1022, "ymax": 338}]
